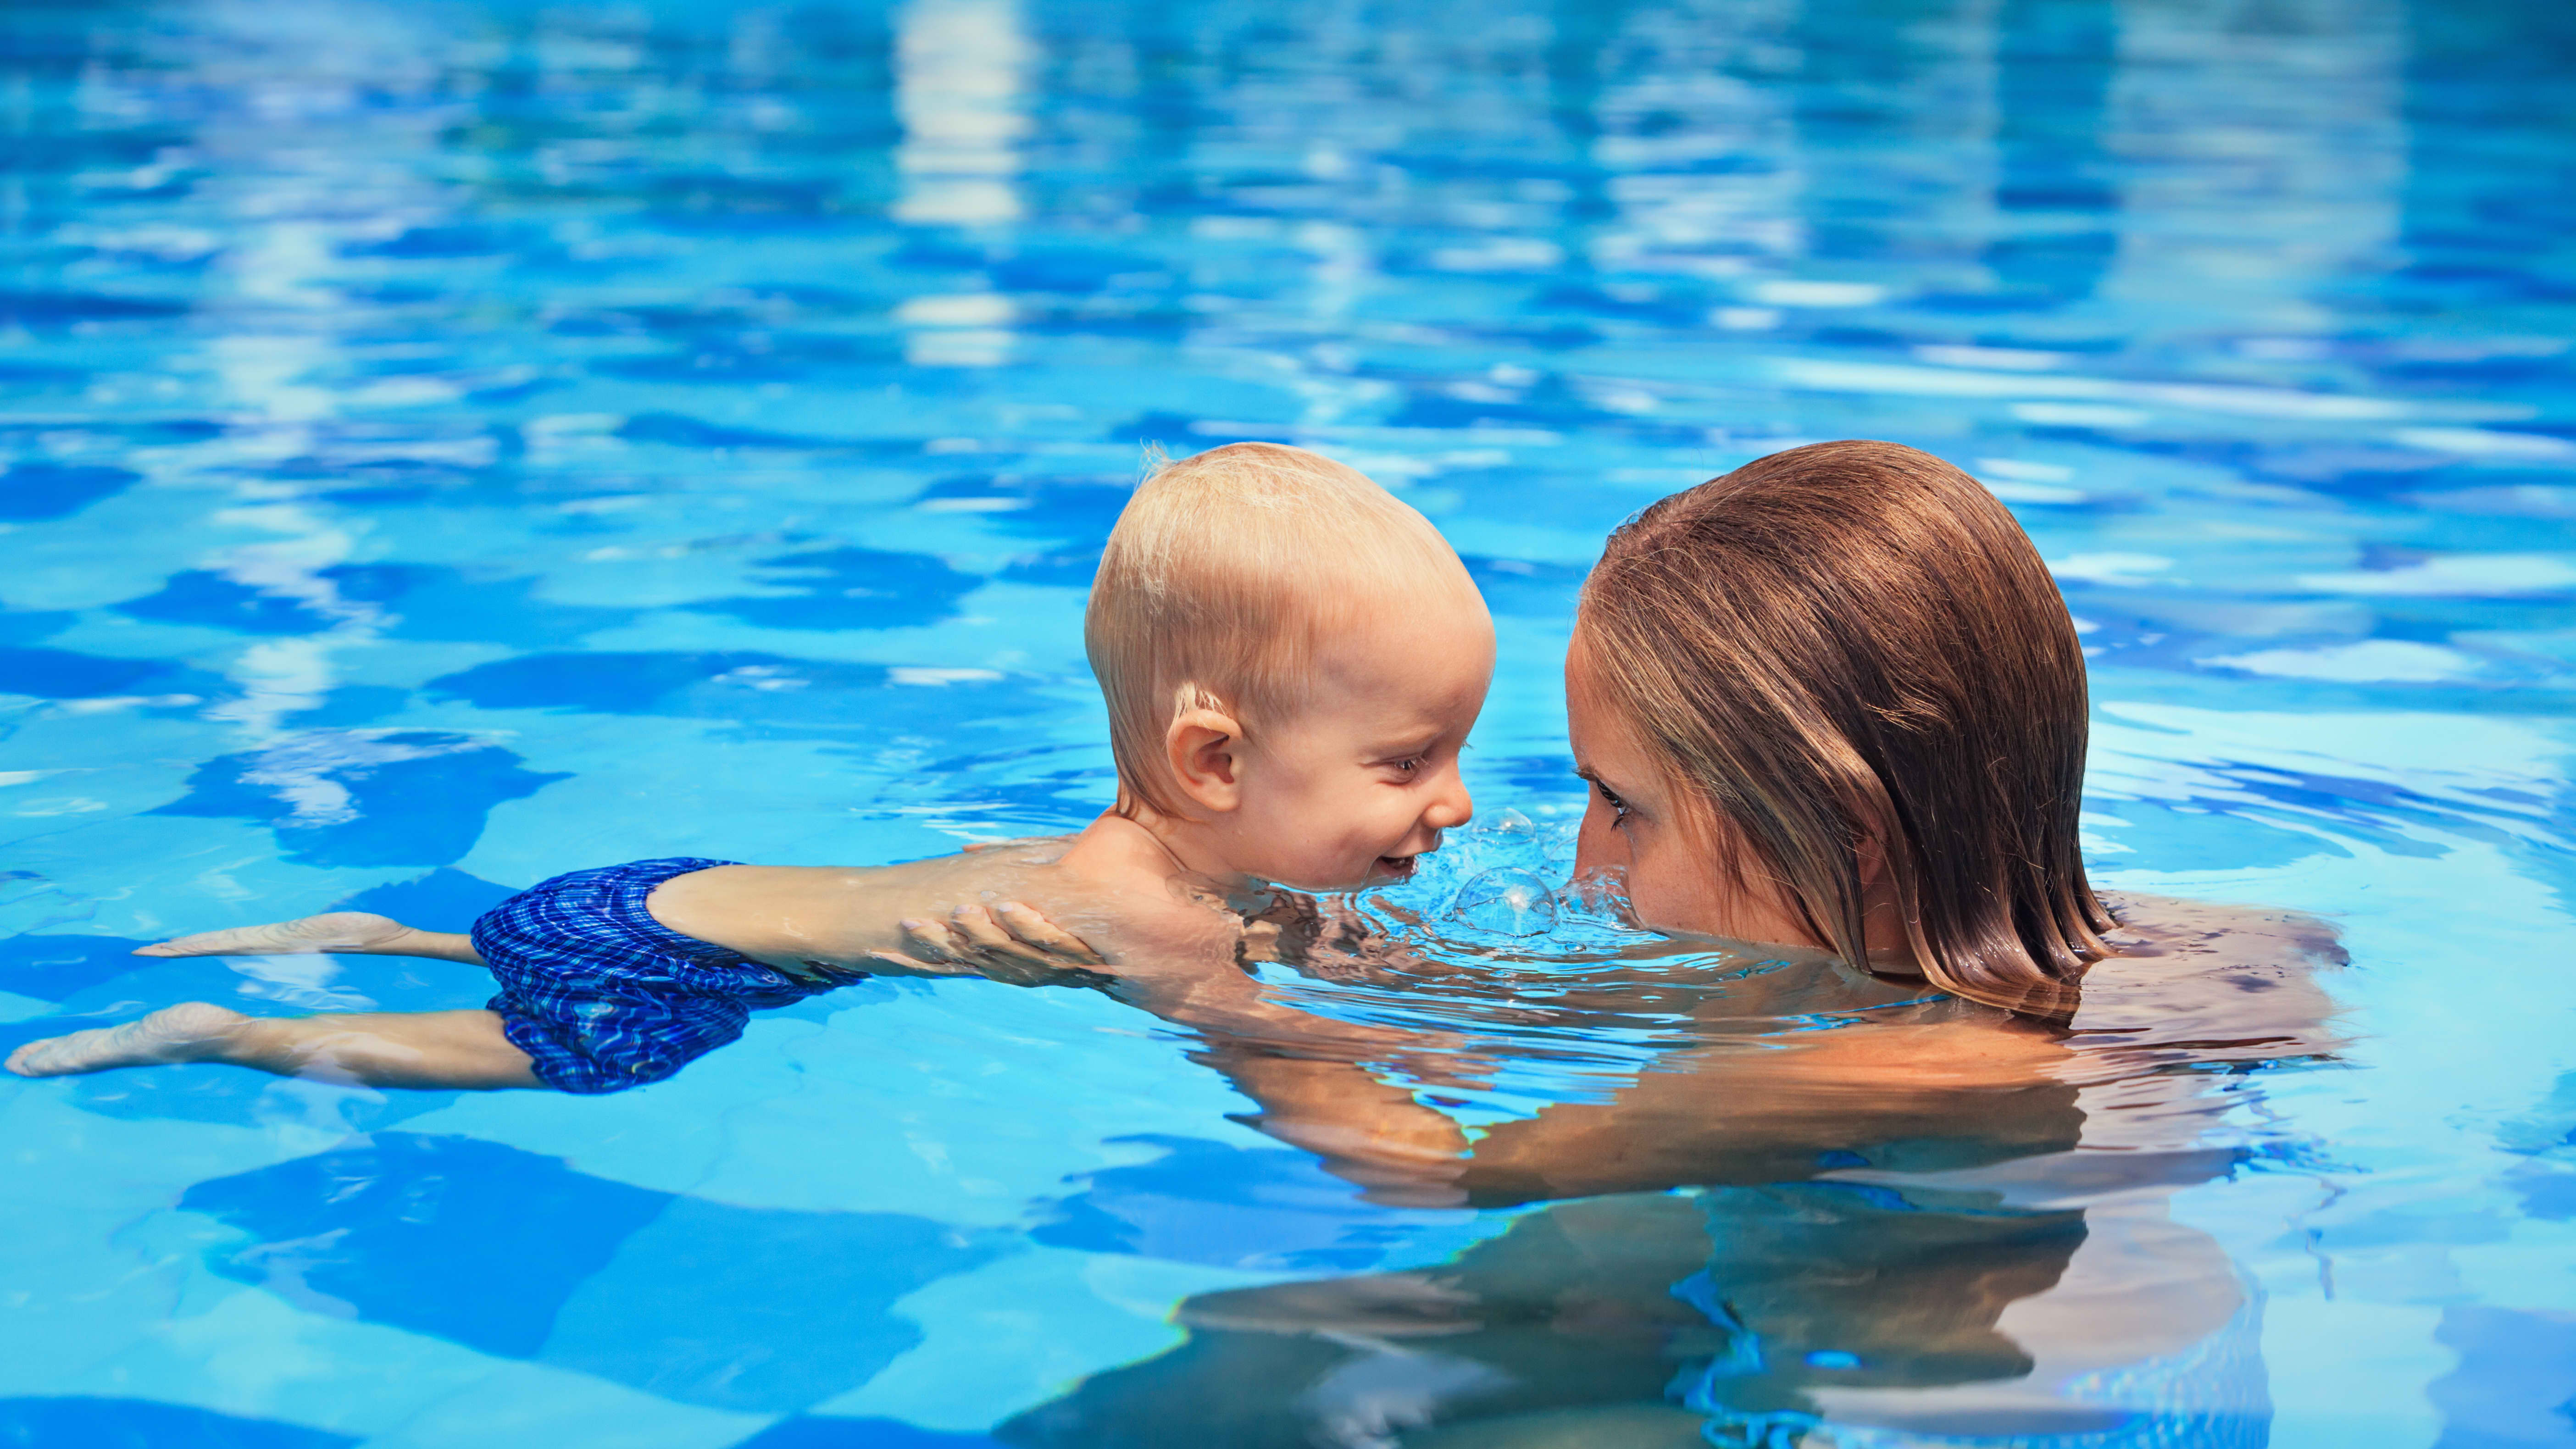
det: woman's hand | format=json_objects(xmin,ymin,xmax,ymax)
[{"xmin": 869, "ymin": 902, "xmax": 1110, "ymax": 988}]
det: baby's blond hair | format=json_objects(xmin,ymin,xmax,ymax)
[{"xmin": 1085, "ymin": 441, "xmax": 1471, "ymax": 820}]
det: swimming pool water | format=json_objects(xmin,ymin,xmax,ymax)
[{"xmin": 2, "ymin": 0, "xmax": 2572, "ymax": 1444}]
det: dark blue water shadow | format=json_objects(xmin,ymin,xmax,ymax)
[
  {"xmin": 2427, "ymin": 1305, "xmax": 2576, "ymax": 1449},
  {"xmin": 0, "ymin": 611, "xmax": 73, "ymax": 647},
  {"xmin": 114, "ymin": 565, "xmax": 636, "ymax": 646},
  {"xmin": 1031, "ymin": 1133, "xmax": 1460, "ymax": 1273},
  {"xmin": 333, "ymin": 866, "xmax": 521, "ymax": 932},
  {"xmin": 428, "ymin": 650, "xmax": 892, "ymax": 714},
  {"xmin": 0, "ymin": 1397, "xmax": 357, "ymax": 1449},
  {"xmin": 0, "ymin": 932, "xmax": 160, "ymax": 1003},
  {"xmin": 688, "ymin": 547, "xmax": 979, "ymax": 632},
  {"xmin": 150, "ymin": 733, "xmax": 568, "ymax": 868},
  {"xmin": 115, "ymin": 574, "xmax": 338, "ymax": 636},
  {"xmin": 181, "ymin": 1133, "xmax": 1006, "ymax": 1413},
  {"xmin": 739, "ymin": 1420, "xmax": 1005, "ymax": 1449},
  {"xmin": 0, "ymin": 462, "xmax": 139, "ymax": 522},
  {"xmin": 0, "ymin": 646, "xmax": 212, "ymax": 701}
]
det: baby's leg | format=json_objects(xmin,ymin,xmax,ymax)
[
  {"xmin": 6, "ymin": 1005, "xmax": 539, "ymax": 1089},
  {"xmin": 137, "ymin": 911, "xmax": 483, "ymax": 965}
]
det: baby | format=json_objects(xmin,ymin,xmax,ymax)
[{"xmin": 6, "ymin": 443, "xmax": 1493, "ymax": 1093}]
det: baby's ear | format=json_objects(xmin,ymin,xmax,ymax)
[{"xmin": 1166, "ymin": 707, "xmax": 1245, "ymax": 813}]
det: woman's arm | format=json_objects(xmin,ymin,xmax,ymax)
[
  {"xmin": 1080, "ymin": 929, "xmax": 1483, "ymax": 1202},
  {"xmin": 1186, "ymin": 1033, "xmax": 1473, "ymax": 1205}
]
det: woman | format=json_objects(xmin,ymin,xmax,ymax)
[{"xmin": 1567, "ymin": 437, "xmax": 2115, "ymax": 1014}]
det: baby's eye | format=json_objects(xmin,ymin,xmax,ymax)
[{"xmin": 1390, "ymin": 757, "xmax": 1422, "ymax": 775}]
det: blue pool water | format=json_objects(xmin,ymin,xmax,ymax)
[{"xmin": 3, "ymin": 0, "xmax": 2574, "ymax": 1444}]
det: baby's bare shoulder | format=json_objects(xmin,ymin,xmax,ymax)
[{"xmin": 996, "ymin": 849, "xmax": 1236, "ymax": 976}]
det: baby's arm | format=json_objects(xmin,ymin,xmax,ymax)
[{"xmin": 638, "ymin": 863, "xmax": 1110, "ymax": 987}]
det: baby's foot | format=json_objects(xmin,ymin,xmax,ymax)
[
  {"xmin": 135, "ymin": 911, "xmax": 409, "ymax": 959},
  {"xmin": 6, "ymin": 1002, "xmax": 247, "ymax": 1077}
]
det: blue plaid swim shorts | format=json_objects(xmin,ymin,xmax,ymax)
[{"xmin": 471, "ymin": 857, "xmax": 830, "ymax": 1094}]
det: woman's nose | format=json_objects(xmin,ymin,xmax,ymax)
[{"xmin": 1572, "ymin": 804, "xmax": 1623, "ymax": 877}]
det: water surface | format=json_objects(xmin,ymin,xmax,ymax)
[{"xmin": 2, "ymin": 0, "xmax": 2573, "ymax": 1445}]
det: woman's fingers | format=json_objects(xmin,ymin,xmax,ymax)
[
  {"xmin": 950, "ymin": 905, "xmax": 1009, "ymax": 944},
  {"xmin": 943, "ymin": 906, "xmax": 1054, "ymax": 987},
  {"xmin": 938, "ymin": 904, "xmax": 1107, "ymax": 987},
  {"xmin": 871, "ymin": 904, "xmax": 1108, "ymax": 988},
  {"xmin": 894, "ymin": 918, "xmax": 967, "ymax": 968},
  {"xmin": 901, "ymin": 908, "xmax": 1050, "ymax": 983},
  {"xmin": 991, "ymin": 900, "xmax": 1109, "ymax": 966},
  {"xmin": 945, "ymin": 905, "xmax": 1022, "ymax": 952}
]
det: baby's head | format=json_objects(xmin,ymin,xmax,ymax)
[{"xmin": 1086, "ymin": 442, "xmax": 1492, "ymax": 891}]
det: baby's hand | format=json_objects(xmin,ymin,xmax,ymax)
[{"xmin": 871, "ymin": 903, "xmax": 1110, "ymax": 989}]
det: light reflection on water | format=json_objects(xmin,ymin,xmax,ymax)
[{"xmin": 0, "ymin": 0, "xmax": 2572, "ymax": 1444}]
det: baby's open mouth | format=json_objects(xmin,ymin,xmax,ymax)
[{"xmin": 1376, "ymin": 855, "xmax": 1416, "ymax": 877}]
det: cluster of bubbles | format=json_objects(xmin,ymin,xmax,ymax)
[
  {"xmin": 1452, "ymin": 864, "xmax": 1558, "ymax": 938},
  {"xmin": 1363, "ymin": 805, "xmax": 1649, "ymax": 956}
]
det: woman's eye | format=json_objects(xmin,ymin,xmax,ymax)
[{"xmin": 1595, "ymin": 781, "xmax": 1630, "ymax": 822}]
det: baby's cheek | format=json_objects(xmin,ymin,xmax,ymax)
[
  {"xmin": 1336, "ymin": 819, "xmax": 1399, "ymax": 872},
  {"xmin": 1327, "ymin": 822, "xmax": 1382, "ymax": 864}
]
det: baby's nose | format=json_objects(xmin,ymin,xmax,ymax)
[{"xmin": 1424, "ymin": 778, "xmax": 1473, "ymax": 831}]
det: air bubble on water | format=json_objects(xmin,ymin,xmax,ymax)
[
  {"xmin": 1563, "ymin": 867, "xmax": 1630, "ymax": 917},
  {"xmin": 1451, "ymin": 866, "xmax": 1558, "ymax": 937},
  {"xmin": 1490, "ymin": 808, "xmax": 1534, "ymax": 837}
]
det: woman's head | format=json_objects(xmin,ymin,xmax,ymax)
[{"xmin": 1569, "ymin": 439, "xmax": 2108, "ymax": 1017}]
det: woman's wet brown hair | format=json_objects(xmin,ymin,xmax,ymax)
[{"xmin": 1577, "ymin": 439, "xmax": 2110, "ymax": 1017}]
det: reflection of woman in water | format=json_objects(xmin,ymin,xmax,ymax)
[{"xmin": 1000, "ymin": 443, "xmax": 2343, "ymax": 1446}]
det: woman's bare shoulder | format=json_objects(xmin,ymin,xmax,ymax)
[
  {"xmin": 2066, "ymin": 891, "xmax": 2349, "ymax": 1063},
  {"xmin": 2098, "ymin": 890, "xmax": 2348, "ymax": 972}
]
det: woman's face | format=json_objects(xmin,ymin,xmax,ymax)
[{"xmin": 1565, "ymin": 627, "xmax": 1817, "ymax": 947}]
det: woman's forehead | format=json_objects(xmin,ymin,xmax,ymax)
[{"xmin": 1561, "ymin": 650, "xmax": 1667, "ymax": 785}]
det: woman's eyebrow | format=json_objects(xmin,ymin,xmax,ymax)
[{"xmin": 1573, "ymin": 764, "xmax": 1634, "ymax": 802}]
